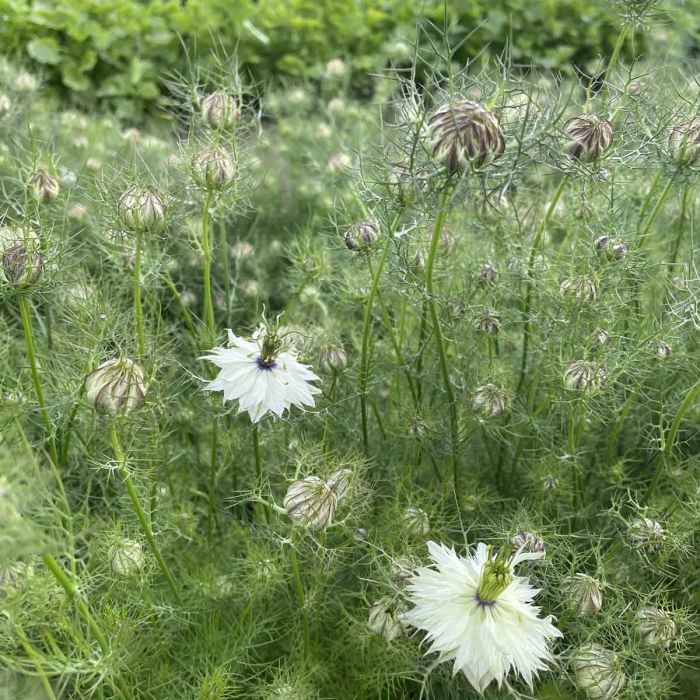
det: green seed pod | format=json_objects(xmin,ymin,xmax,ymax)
[
  {"xmin": 668, "ymin": 117, "xmax": 700, "ymax": 166},
  {"xmin": 192, "ymin": 146, "xmax": 237, "ymax": 190}
]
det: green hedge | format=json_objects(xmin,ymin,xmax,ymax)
[{"xmin": 0, "ymin": 0, "xmax": 641, "ymax": 114}]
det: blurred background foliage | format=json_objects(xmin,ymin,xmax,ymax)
[{"xmin": 1, "ymin": 0, "xmax": 697, "ymax": 118}]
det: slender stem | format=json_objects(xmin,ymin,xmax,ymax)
[
  {"xmin": 207, "ymin": 416, "xmax": 218, "ymax": 544},
  {"xmin": 424, "ymin": 189, "xmax": 459, "ymax": 503},
  {"xmin": 602, "ymin": 24, "xmax": 630, "ymax": 101},
  {"xmin": 357, "ymin": 212, "xmax": 403, "ymax": 453},
  {"xmin": 517, "ymin": 175, "xmax": 569, "ymax": 395},
  {"xmin": 161, "ymin": 272, "xmax": 199, "ymax": 349},
  {"xmin": 670, "ymin": 183, "xmax": 691, "ymax": 266},
  {"xmin": 252, "ymin": 424, "xmax": 269, "ymax": 523},
  {"xmin": 18, "ymin": 297, "xmax": 59, "ymax": 468},
  {"xmin": 41, "ymin": 553, "xmax": 109, "ymax": 651},
  {"xmin": 640, "ymin": 178, "xmax": 673, "ymax": 245},
  {"xmin": 16, "ymin": 625, "xmax": 58, "ymax": 700},
  {"xmin": 647, "ymin": 380, "xmax": 700, "ymax": 499},
  {"xmin": 110, "ymin": 424, "xmax": 182, "ymax": 603},
  {"xmin": 220, "ymin": 218, "xmax": 231, "ymax": 321},
  {"xmin": 201, "ymin": 192, "xmax": 215, "ymax": 340},
  {"xmin": 133, "ymin": 228, "xmax": 145, "ymax": 358},
  {"xmin": 288, "ymin": 545, "xmax": 310, "ymax": 657}
]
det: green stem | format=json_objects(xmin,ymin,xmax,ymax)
[
  {"xmin": 424, "ymin": 189, "xmax": 459, "ymax": 503},
  {"xmin": 220, "ymin": 218, "xmax": 231, "ymax": 320},
  {"xmin": 160, "ymin": 272, "xmax": 200, "ymax": 349},
  {"xmin": 602, "ymin": 24, "xmax": 630, "ymax": 102},
  {"xmin": 517, "ymin": 175, "xmax": 569, "ymax": 395},
  {"xmin": 669, "ymin": 183, "xmax": 691, "ymax": 266},
  {"xmin": 640, "ymin": 178, "xmax": 673, "ymax": 245},
  {"xmin": 110, "ymin": 424, "xmax": 182, "ymax": 603},
  {"xmin": 357, "ymin": 212, "xmax": 403, "ymax": 453},
  {"xmin": 647, "ymin": 380, "xmax": 700, "ymax": 499},
  {"xmin": 201, "ymin": 192, "xmax": 215, "ymax": 341},
  {"xmin": 288, "ymin": 545, "xmax": 310, "ymax": 657},
  {"xmin": 252, "ymin": 424, "xmax": 270, "ymax": 523},
  {"xmin": 18, "ymin": 297, "xmax": 59, "ymax": 468},
  {"xmin": 16, "ymin": 626, "xmax": 58, "ymax": 700},
  {"xmin": 133, "ymin": 228, "xmax": 145, "ymax": 358},
  {"xmin": 207, "ymin": 416, "xmax": 218, "ymax": 544},
  {"xmin": 41, "ymin": 554, "xmax": 129, "ymax": 698}
]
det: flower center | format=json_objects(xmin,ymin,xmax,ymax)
[
  {"xmin": 476, "ymin": 550, "xmax": 512, "ymax": 604},
  {"xmin": 256, "ymin": 356, "xmax": 277, "ymax": 371}
]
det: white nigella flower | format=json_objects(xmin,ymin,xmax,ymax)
[
  {"xmin": 201, "ymin": 328, "xmax": 321, "ymax": 423},
  {"xmin": 403, "ymin": 541, "xmax": 562, "ymax": 695}
]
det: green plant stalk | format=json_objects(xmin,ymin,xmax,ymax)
[
  {"xmin": 517, "ymin": 174, "xmax": 569, "ymax": 394},
  {"xmin": 18, "ymin": 296, "xmax": 59, "ymax": 468},
  {"xmin": 647, "ymin": 380, "xmax": 700, "ymax": 498},
  {"xmin": 16, "ymin": 625, "xmax": 57, "ymax": 700},
  {"xmin": 424, "ymin": 188, "xmax": 459, "ymax": 502},
  {"xmin": 161, "ymin": 272, "xmax": 199, "ymax": 349},
  {"xmin": 207, "ymin": 416, "xmax": 218, "ymax": 544},
  {"xmin": 252, "ymin": 424, "xmax": 270, "ymax": 523},
  {"xmin": 201, "ymin": 192, "xmax": 215, "ymax": 341},
  {"xmin": 41, "ymin": 553, "xmax": 129, "ymax": 699},
  {"xmin": 357, "ymin": 211, "xmax": 404, "ymax": 453},
  {"xmin": 670, "ymin": 183, "xmax": 691, "ymax": 265},
  {"xmin": 110, "ymin": 424, "xmax": 182, "ymax": 603},
  {"xmin": 288, "ymin": 545, "xmax": 310, "ymax": 658},
  {"xmin": 602, "ymin": 24, "xmax": 630, "ymax": 101},
  {"xmin": 640, "ymin": 178, "xmax": 673, "ymax": 244},
  {"xmin": 133, "ymin": 228, "xmax": 145, "ymax": 358},
  {"xmin": 219, "ymin": 218, "xmax": 231, "ymax": 319},
  {"xmin": 19, "ymin": 296, "xmax": 75, "ymax": 563}
]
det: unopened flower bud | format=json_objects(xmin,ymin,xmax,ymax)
[
  {"xmin": 448, "ymin": 299, "xmax": 465, "ymax": 319},
  {"xmin": 110, "ymin": 539, "xmax": 145, "ymax": 576},
  {"xmin": 326, "ymin": 468, "xmax": 353, "ymax": 500},
  {"xmin": 652, "ymin": 340, "xmax": 672, "ymax": 359},
  {"xmin": 560, "ymin": 276, "xmax": 598, "ymax": 303},
  {"xmin": 668, "ymin": 118, "xmax": 700, "ymax": 166},
  {"xmin": 571, "ymin": 644, "xmax": 627, "ymax": 699},
  {"xmin": 628, "ymin": 517, "xmax": 665, "ymax": 554},
  {"xmin": 117, "ymin": 187, "xmax": 166, "ymax": 231},
  {"xmin": 636, "ymin": 606, "xmax": 676, "ymax": 648},
  {"xmin": 201, "ymin": 91, "xmax": 240, "ymax": 129},
  {"xmin": 474, "ymin": 309, "xmax": 500, "ymax": 334},
  {"xmin": 594, "ymin": 329, "xmax": 611, "ymax": 346},
  {"xmin": 480, "ymin": 262, "xmax": 498, "ymax": 285},
  {"xmin": 541, "ymin": 475, "xmax": 557, "ymax": 491},
  {"xmin": 283, "ymin": 476, "xmax": 336, "ymax": 530},
  {"xmin": 318, "ymin": 345, "xmax": 348, "ymax": 373},
  {"xmin": 68, "ymin": 202, "xmax": 88, "ymax": 221},
  {"xmin": 30, "ymin": 169, "xmax": 60, "ymax": 202},
  {"xmin": 353, "ymin": 527, "xmax": 369, "ymax": 544},
  {"xmin": 84, "ymin": 357, "xmax": 147, "ymax": 415},
  {"xmin": 391, "ymin": 556, "xmax": 419, "ymax": 583},
  {"xmin": 628, "ymin": 81, "xmax": 644, "ymax": 95},
  {"xmin": 121, "ymin": 128, "xmax": 141, "ymax": 144},
  {"xmin": 611, "ymin": 242, "xmax": 627, "ymax": 260},
  {"xmin": 192, "ymin": 146, "xmax": 237, "ymax": 190},
  {"xmin": 402, "ymin": 506, "xmax": 430, "ymax": 536},
  {"xmin": 429, "ymin": 99, "xmax": 505, "ymax": 172},
  {"xmin": 564, "ymin": 361, "xmax": 605, "ymax": 392},
  {"xmin": 1, "ymin": 229, "xmax": 44, "ymax": 285},
  {"xmin": 344, "ymin": 220, "xmax": 380, "ymax": 252},
  {"xmin": 409, "ymin": 418, "xmax": 428, "ymax": 438},
  {"xmin": 565, "ymin": 573, "xmax": 603, "ymax": 615},
  {"xmin": 565, "ymin": 114, "xmax": 613, "ymax": 162},
  {"xmin": 510, "ymin": 531, "xmax": 546, "ymax": 565},
  {"xmin": 595, "ymin": 235, "xmax": 612, "ymax": 250},
  {"xmin": 368, "ymin": 598, "xmax": 406, "ymax": 641},
  {"xmin": 473, "ymin": 383, "xmax": 507, "ymax": 417}
]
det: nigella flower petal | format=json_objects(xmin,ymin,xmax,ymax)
[
  {"xmin": 404, "ymin": 541, "xmax": 561, "ymax": 695},
  {"xmin": 201, "ymin": 330, "xmax": 321, "ymax": 423}
]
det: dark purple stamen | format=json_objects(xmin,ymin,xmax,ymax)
[
  {"xmin": 256, "ymin": 356, "xmax": 277, "ymax": 371},
  {"xmin": 475, "ymin": 591, "xmax": 497, "ymax": 608}
]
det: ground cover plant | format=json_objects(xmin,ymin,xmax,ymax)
[{"xmin": 0, "ymin": 3, "xmax": 699, "ymax": 699}]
